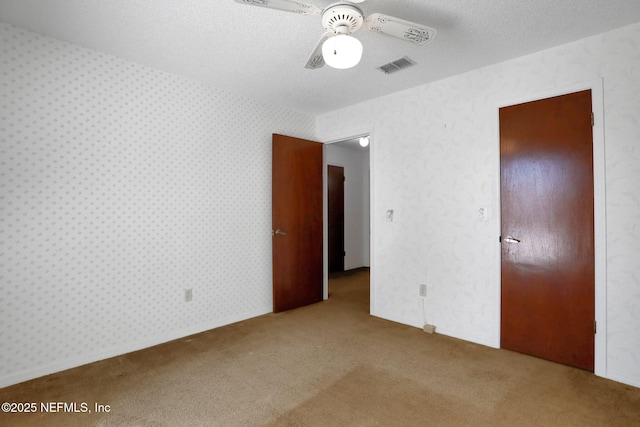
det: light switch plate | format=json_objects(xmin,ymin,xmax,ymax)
[{"xmin": 478, "ymin": 207, "xmax": 488, "ymax": 222}]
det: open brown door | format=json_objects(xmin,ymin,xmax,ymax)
[
  {"xmin": 328, "ymin": 165, "xmax": 345, "ymax": 273},
  {"xmin": 272, "ymin": 134, "xmax": 323, "ymax": 313},
  {"xmin": 500, "ymin": 90, "xmax": 595, "ymax": 371}
]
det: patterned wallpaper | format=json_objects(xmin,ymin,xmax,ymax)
[
  {"xmin": 317, "ymin": 22, "xmax": 640, "ymax": 387},
  {"xmin": 0, "ymin": 23, "xmax": 315, "ymax": 387}
]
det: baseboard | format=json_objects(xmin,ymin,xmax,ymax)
[
  {"xmin": 371, "ymin": 309, "xmax": 422, "ymax": 329},
  {"xmin": 0, "ymin": 308, "xmax": 270, "ymax": 388},
  {"xmin": 605, "ymin": 369, "xmax": 640, "ymax": 389},
  {"xmin": 370, "ymin": 309, "xmax": 496, "ymax": 349},
  {"xmin": 434, "ymin": 326, "xmax": 496, "ymax": 349}
]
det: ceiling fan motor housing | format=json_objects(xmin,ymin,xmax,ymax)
[{"xmin": 321, "ymin": 3, "xmax": 364, "ymax": 34}]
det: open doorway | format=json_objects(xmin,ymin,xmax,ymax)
[
  {"xmin": 328, "ymin": 165, "xmax": 345, "ymax": 274},
  {"xmin": 324, "ymin": 136, "xmax": 371, "ymax": 306}
]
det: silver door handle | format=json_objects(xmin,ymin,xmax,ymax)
[
  {"xmin": 503, "ymin": 235, "xmax": 520, "ymax": 244},
  {"xmin": 273, "ymin": 229, "xmax": 287, "ymax": 236}
]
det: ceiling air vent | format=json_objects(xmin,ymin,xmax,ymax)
[{"xmin": 378, "ymin": 56, "xmax": 416, "ymax": 74}]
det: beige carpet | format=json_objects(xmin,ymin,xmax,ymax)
[{"xmin": 1, "ymin": 268, "xmax": 639, "ymax": 426}]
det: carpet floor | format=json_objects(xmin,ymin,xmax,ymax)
[{"xmin": 1, "ymin": 268, "xmax": 639, "ymax": 426}]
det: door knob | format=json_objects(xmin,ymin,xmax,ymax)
[
  {"xmin": 273, "ymin": 229, "xmax": 287, "ymax": 236},
  {"xmin": 503, "ymin": 235, "xmax": 521, "ymax": 244}
]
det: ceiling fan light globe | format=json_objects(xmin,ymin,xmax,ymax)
[{"xmin": 322, "ymin": 34, "xmax": 363, "ymax": 69}]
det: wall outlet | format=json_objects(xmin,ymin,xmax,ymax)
[
  {"xmin": 419, "ymin": 284, "xmax": 427, "ymax": 297},
  {"xmin": 185, "ymin": 288, "xmax": 192, "ymax": 302}
]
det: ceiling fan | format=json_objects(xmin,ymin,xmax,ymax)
[{"xmin": 233, "ymin": 0, "xmax": 436, "ymax": 69}]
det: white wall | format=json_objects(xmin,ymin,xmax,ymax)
[
  {"xmin": 326, "ymin": 144, "xmax": 370, "ymax": 270},
  {"xmin": 0, "ymin": 23, "xmax": 315, "ymax": 387},
  {"xmin": 317, "ymin": 22, "xmax": 640, "ymax": 388}
]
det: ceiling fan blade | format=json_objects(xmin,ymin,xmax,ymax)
[
  {"xmin": 365, "ymin": 13, "xmax": 436, "ymax": 46},
  {"xmin": 304, "ymin": 32, "xmax": 332, "ymax": 69},
  {"xmin": 233, "ymin": 0, "xmax": 321, "ymax": 15}
]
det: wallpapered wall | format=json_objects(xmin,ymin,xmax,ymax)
[
  {"xmin": 0, "ymin": 23, "xmax": 315, "ymax": 387},
  {"xmin": 326, "ymin": 144, "xmax": 370, "ymax": 270},
  {"xmin": 317, "ymin": 22, "xmax": 640, "ymax": 387}
]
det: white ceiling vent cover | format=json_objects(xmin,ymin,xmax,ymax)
[{"xmin": 378, "ymin": 56, "xmax": 416, "ymax": 74}]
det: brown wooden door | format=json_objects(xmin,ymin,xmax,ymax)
[
  {"xmin": 500, "ymin": 90, "xmax": 595, "ymax": 371},
  {"xmin": 328, "ymin": 165, "xmax": 345, "ymax": 273},
  {"xmin": 272, "ymin": 134, "xmax": 323, "ymax": 312}
]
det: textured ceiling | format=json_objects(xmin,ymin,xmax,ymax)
[{"xmin": 1, "ymin": 0, "xmax": 640, "ymax": 114}]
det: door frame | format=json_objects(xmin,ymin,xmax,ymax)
[
  {"xmin": 493, "ymin": 79, "xmax": 607, "ymax": 377},
  {"xmin": 322, "ymin": 130, "xmax": 374, "ymax": 310}
]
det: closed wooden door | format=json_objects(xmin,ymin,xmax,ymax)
[
  {"xmin": 500, "ymin": 90, "xmax": 595, "ymax": 371},
  {"xmin": 272, "ymin": 134, "xmax": 323, "ymax": 312},
  {"xmin": 328, "ymin": 165, "xmax": 345, "ymax": 273}
]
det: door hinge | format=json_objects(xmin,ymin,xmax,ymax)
[
  {"xmin": 594, "ymin": 320, "xmax": 597, "ymax": 334},
  {"xmin": 343, "ymin": 176, "xmax": 346, "ymax": 182},
  {"xmin": 591, "ymin": 112, "xmax": 594, "ymax": 126}
]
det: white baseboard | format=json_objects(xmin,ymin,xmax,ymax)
[
  {"xmin": 371, "ymin": 310, "xmax": 640, "ymax": 389},
  {"xmin": 371, "ymin": 309, "xmax": 497, "ymax": 349},
  {"xmin": 605, "ymin": 369, "xmax": 640, "ymax": 389},
  {"xmin": 0, "ymin": 308, "xmax": 270, "ymax": 388},
  {"xmin": 371, "ymin": 309, "xmax": 422, "ymax": 329},
  {"xmin": 433, "ymin": 326, "xmax": 497, "ymax": 349}
]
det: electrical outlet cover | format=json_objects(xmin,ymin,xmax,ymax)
[{"xmin": 419, "ymin": 284, "xmax": 427, "ymax": 297}]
